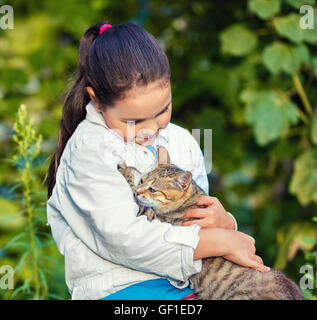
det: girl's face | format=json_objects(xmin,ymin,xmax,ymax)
[{"xmin": 87, "ymin": 79, "xmax": 172, "ymax": 146}]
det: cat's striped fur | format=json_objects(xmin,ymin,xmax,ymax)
[{"xmin": 117, "ymin": 146, "xmax": 304, "ymax": 300}]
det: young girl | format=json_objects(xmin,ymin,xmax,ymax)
[{"xmin": 45, "ymin": 22, "xmax": 270, "ymax": 300}]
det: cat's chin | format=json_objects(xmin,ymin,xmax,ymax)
[{"xmin": 136, "ymin": 197, "xmax": 155, "ymax": 208}]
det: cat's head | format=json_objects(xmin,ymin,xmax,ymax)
[{"xmin": 135, "ymin": 146, "xmax": 193, "ymax": 214}]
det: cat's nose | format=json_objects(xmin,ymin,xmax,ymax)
[{"xmin": 134, "ymin": 191, "xmax": 140, "ymax": 196}]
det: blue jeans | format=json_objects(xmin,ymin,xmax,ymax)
[{"xmin": 100, "ymin": 279, "xmax": 194, "ymax": 300}]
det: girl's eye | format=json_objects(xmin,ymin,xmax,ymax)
[
  {"xmin": 126, "ymin": 120, "xmax": 142, "ymax": 125},
  {"xmin": 148, "ymin": 187, "xmax": 156, "ymax": 193}
]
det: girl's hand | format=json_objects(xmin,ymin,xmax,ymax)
[
  {"xmin": 222, "ymin": 229, "xmax": 271, "ymax": 273},
  {"xmin": 194, "ymin": 228, "xmax": 270, "ymax": 273},
  {"xmin": 181, "ymin": 195, "xmax": 235, "ymax": 230}
]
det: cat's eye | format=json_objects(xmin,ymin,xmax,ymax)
[
  {"xmin": 148, "ymin": 187, "xmax": 156, "ymax": 193},
  {"xmin": 140, "ymin": 178, "xmax": 143, "ymax": 184}
]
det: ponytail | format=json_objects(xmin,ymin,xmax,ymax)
[
  {"xmin": 45, "ymin": 22, "xmax": 171, "ymax": 199},
  {"xmin": 45, "ymin": 22, "xmax": 104, "ymax": 198}
]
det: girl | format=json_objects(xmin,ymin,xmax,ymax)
[{"xmin": 45, "ymin": 22, "xmax": 270, "ymax": 300}]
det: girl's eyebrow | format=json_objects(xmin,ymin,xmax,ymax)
[{"xmin": 120, "ymin": 100, "xmax": 172, "ymax": 122}]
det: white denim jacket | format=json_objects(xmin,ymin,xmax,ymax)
[{"xmin": 46, "ymin": 100, "xmax": 237, "ymax": 300}]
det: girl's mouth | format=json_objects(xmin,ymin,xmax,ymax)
[
  {"xmin": 136, "ymin": 135, "xmax": 155, "ymax": 143},
  {"xmin": 139, "ymin": 135, "xmax": 154, "ymax": 140}
]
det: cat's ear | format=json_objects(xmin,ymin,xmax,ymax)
[
  {"xmin": 157, "ymin": 145, "xmax": 170, "ymax": 166},
  {"xmin": 175, "ymin": 171, "xmax": 192, "ymax": 190}
]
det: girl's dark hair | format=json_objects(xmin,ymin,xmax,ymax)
[{"xmin": 44, "ymin": 22, "xmax": 171, "ymax": 199}]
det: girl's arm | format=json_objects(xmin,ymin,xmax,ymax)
[{"xmin": 194, "ymin": 228, "xmax": 270, "ymax": 273}]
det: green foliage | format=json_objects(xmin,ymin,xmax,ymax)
[
  {"xmin": 1, "ymin": 105, "xmax": 68, "ymax": 300},
  {"xmin": 1, "ymin": 0, "xmax": 317, "ymax": 300},
  {"xmin": 262, "ymin": 42, "xmax": 310, "ymax": 75},
  {"xmin": 290, "ymin": 148, "xmax": 317, "ymax": 205},
  {"xmin": 286, "ymin": 0, "xmax": 316, "ymax": 9},
  {"xmin": 248, "ymin": 0, "xmax": 281, "ymax": 20},
  {"xmin": 220, "ymin": 24, "xmax": 258, "ymax": 56},
  {"xmin": 241, "ymin": 89, "xmax": 299, "ymax": 145}
]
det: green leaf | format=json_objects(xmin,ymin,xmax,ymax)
[
  {"xmin": 241, "ymin": 89, "xmax": 299, "ymax": 145},
  {"xmin": 290, "ymin": 148, "xmax": 317, "ymax": 205},
  {"xmin": 311, "ymin": 110, "xmax": 317, "ymax": 144},
  {"xmin": 220, "ymin": 24, "xmax": 258, "ymax": 56},
  {"xmin": 292, "ymin": 44, "xmax": 311, "ymax": 66},
  {"xmin": 14, "ymin": 251, "xmax": 30, "ymax": 273},
  {"xmin": 274, "ymin": 14, "xmax": 303, "ymax": 43},
  {"xmin": 248, "ymin": 0, "xmax": 281, "ymax": 20},
  {"xmin": 4, "ymin": 232, "xmax": 28, "ymax": 249},
  {"xmin": 274, "ymin": 13, "xmax": 317, "ymax": 44},
  {"xmin": 262, "ymin": 42, "xmax": 310, "ymax": 74},
  {"xmin": 39, "ymin": 269, "xmax": 49, "ymax": 295}
]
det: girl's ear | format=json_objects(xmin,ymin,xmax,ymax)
[
  {"xmin": 86, "ymin": 87, "xmax": 103, "ymax": 112},
  {"xmin": 175, "ymin": 172, "xmax": 192, "ymax": 190},
  {"xmin": 157, "ymin": 145, "xmax": 170, "ymax": 166},
  {"xmin": 86, "ymin": 86, "xmax": 95, "ymax": 98}
]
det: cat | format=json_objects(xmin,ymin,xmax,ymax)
[{"xmin": 117, "ymin": 146, "xmax": 304, "ymax": 300}]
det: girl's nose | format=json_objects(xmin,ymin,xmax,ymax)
[{"xmin": 143, "ymin": 120, "xmax": 159, "ymax": 135}]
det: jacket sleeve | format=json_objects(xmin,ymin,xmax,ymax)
[
  {"xmin": 51, "ymin": 135, "xmax": 202, "ymax": 282},
  {"xmin": 187, "ymin": 131, "xmax": 238, "ymax": 230}
]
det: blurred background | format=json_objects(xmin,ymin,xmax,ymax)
[{"xmin": 0, "ymin": 0, "xmax": 317, "ymax": 300}]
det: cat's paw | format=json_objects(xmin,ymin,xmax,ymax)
[
  {"xmin": 117, "ymin": 161, "xmax": 127, "ymax": 174},
  {"xmin": 144, "ymin": 207, "xmax": 155, "ymax": 222}
]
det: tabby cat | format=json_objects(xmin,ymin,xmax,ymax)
[{"xmin": 117, "ymin": 146, "xmax": 304, "ymax": 300}]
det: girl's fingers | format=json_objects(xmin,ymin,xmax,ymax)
[
  {"xmin": 248, "ymin": 257, "xmax": 270, "ymax": 273},
  {"xmin": 182, "ymin": 219, "xmax": 209, "ymax": 228},
  {"xmin": 181, "ymin": 208, "xmax": 206, "ymax": 219},
  {"xmin": 196, "ymin": 195, "xmax": 216, "ymax": 206},
  {"xmin": 252, "ymin": 255, "xmax": 264, "ymax": 266}
]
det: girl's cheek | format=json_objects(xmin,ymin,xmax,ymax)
[{"xmin": 159, "ymin": 109, "xmax": 172, "ymax": 128}]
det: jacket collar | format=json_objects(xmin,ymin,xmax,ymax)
[{"xmin": 85, "ymin": 100, "xmax": 170, "ymax": 173}]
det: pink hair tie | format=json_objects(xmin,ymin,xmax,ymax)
[{"xmin": 99, "ymin": 24, "xmax": 112, "ymax": 35}]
